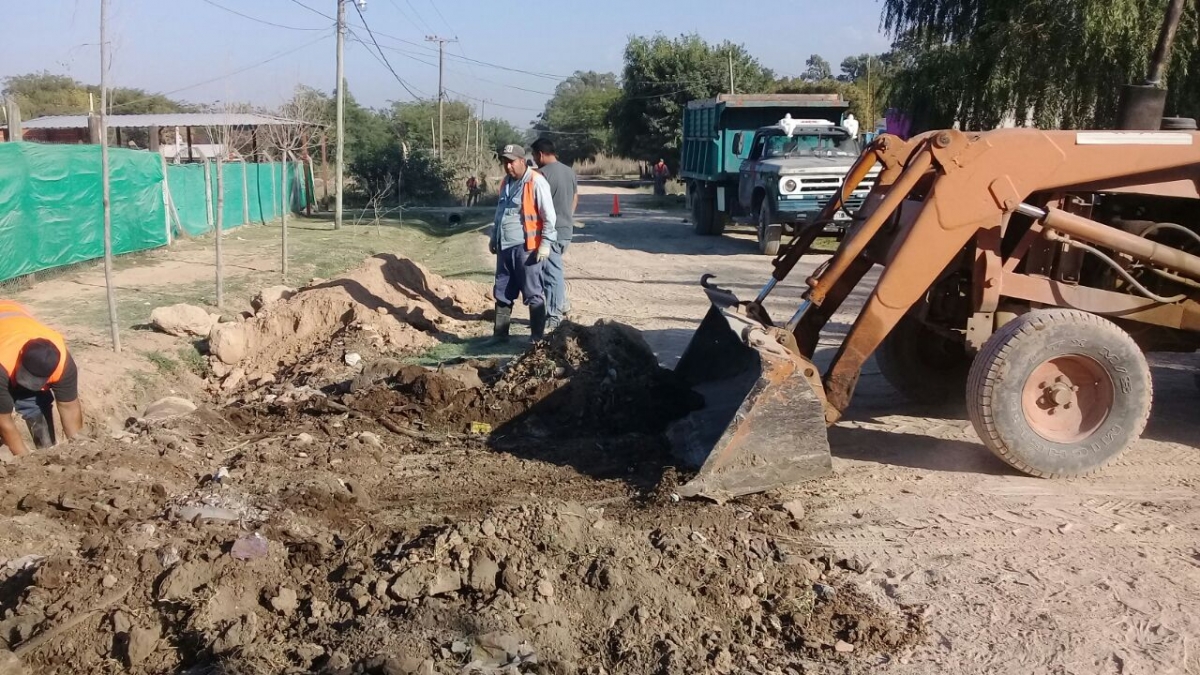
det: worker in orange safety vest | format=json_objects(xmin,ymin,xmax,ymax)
[
  {"xmin": 0, "ymin": 301, "xmax": 84, "ymax": 457},
  {"xmin": 487, "ymin": 144, "xmax": 558, "ymax": 343}
]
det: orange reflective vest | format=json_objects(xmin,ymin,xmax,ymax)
[
  {"xmin": 0, "ymin": 300, "xmax": 68, "ymax": 388},
  {"xmin": 509, "ymin": 171, "xmax": 544, "ymax": 252}
]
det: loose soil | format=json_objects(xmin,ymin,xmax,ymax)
[{"xmin": 0, "ymin": 248, "xmax": 922, "ymax": 674}]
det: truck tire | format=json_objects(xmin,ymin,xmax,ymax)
[
  {"xmin": 757, "ymin": 203, "xmax": 782, "ymax": 256},
  {"xmin": 692, "ymin": 186, "xmax": 717, "ymax": 236},
  {"xmin": 966, "ymin": 309, "xmax": 1151, "ymax": 477},
  {"xmin": 876, "ymin": 312, "xmax": 971, "ymax": 406}
]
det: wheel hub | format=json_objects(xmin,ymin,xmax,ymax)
[{"xmin": 1022, "ymin": 355, "xmax": 1114, "ymax": 443}]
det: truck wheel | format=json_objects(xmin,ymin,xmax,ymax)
[
  {"xmin": 966, "ymin": 309, "xmax": 1151, "ymax": 477},
  {"xmin": 757, "ymin": 204, "xmax": 782, "ymax": 256},
  {"xmin": 692, "ymin": 187, "xmax": 717, "ymax": 236},
  {"xmin": 876, "ymin": 312, "xmax": 971, "ymax": 406}
]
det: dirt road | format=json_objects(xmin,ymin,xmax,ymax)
[{"xmin": 567, "ymin": 188, "xmax": 1200, "ymax": 675}]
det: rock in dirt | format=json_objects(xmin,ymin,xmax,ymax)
[
  {"xmin": 212, "ymin": 614, "xmax": 258, "ymax": 654},
  {"xmin": 467, "ymin": 550, "xmax": 500, "ymax": 595},
  {"xmin": 209, "ymin": 322, "xmax": 250, "ymax": 365},
  {"xmin": 0, "ymin": 649, "xmax": 29, "ymax": 675},
  {"xmin": 157, "ymin": 560, "xmax": 221, "ymax": 600},
  {"xmin": 150, "ymin": 304, "xmax": 218, "ymax": 338},
  {"xmin": 389, "ymin": 565, "xmax": 462, "ymax": 600},
  {"xmin": 270, "ymin": 586, "xmax": 300, "ymax": 616},
  {"xmin": 251, "ymin": 285, "xmax": 296, "ymax": 312},
  {"xmin": 126, "ymin": 624, "xmax": 160, "ymax": 665},
  {"xmin": 141, "ymin": 397, "xmax": 197, "ymax": 423},
  {"xmin": 834, "ymin": 640, "xmax": 855, "ymax": 653},
  {"xmin": 780, "ymin": 500, "xmax": 806, "ymax": 521}
]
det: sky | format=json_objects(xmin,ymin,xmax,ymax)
[{"xmin": 2, "ymin": 0, "xmax": 894, "ymax": 125}]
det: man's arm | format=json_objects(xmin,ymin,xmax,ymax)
[
  {"xmin": 56, "ymin": 399, "xmax": 83, "ymax": 440},
  {"xmin": 0, "ymin": 415, "xmax": 29, "ymax": 457},
  {"xmin": 534, "ymin": 175, "xmax": 557, "ymax": 242},
  {"xmin": 49, "ymin": 355, "xmax": 82, "ymax": 440}
]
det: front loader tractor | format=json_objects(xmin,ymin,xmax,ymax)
[{"xmin": 669, "ymin": 123, "xmax": 1200, "ymax": 502}]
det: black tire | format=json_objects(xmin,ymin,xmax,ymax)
[
  {"xmin": 876, "ymin": 312, "xmax": 972, "ymax": 406},
  {"xmin": 757, "ymin": 203, "xmax": 781, "ymax": 256},
  {"xmin": 692, "ymin": 186, "xmax": 717, "ymax": 236},
  {"xmin": 966, "ymin": 309, "xmax": 1152, "ymax": 477}
]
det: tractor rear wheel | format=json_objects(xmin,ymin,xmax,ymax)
[
  {"xmin": 876, "ymin": 312, "xmax": 971, "ymax": 406},
  {"xmin": 966, "ymin": 309, "xmax": 1151, "ymax": 477}
]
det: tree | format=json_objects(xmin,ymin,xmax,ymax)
[
  {"xmin": 611, "ymin": 34, "xmax": 775, "ymax": 166},
  {"xmin": 2, "ymin": 72, "xmax": 191, "ymax": 118},
  {"xmin": 881, "ymin": 0, "xmax": 1200, "ymax": 132},
  {"xmin": 533, "ymin": 71, "xmax": 622, "ymax": 164},
  {"xmin": 802, "ymin": 55, "xmax": 833, "ymax": 82}
]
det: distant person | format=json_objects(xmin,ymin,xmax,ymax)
[
  {"xmin": 653, "ymin": 158, "xmax": 670, "ymax": 196},
  {"xmin": 488, "ymin": 144, "xmax": 557, "ymax": 343},
  {"xmin": 466, "ymin": 175, "xmax": 479, "ymax": 206},
  {"xmin": 530, "ymin": 138, "xmax": 578, "ymax": 332},
  {"xmin": 0, "ymin": 301, "xmax": 84, "ymax": 457}
]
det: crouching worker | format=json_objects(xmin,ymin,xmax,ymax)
[
  {"xmin": 489, "ymin": 144, "xmax": 557, "ymax": 343},
  {"xmin": 0, "ymin": 301, "xmax": 83, "ymax": 456}
]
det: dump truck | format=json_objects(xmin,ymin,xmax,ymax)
[
  {"xmin": 670, "ymin": 118, "xmax": 1200, "ymax": 501},
  {"xmin": 680, "ymin": 95, "xmax": 875, "ymax": 254}
]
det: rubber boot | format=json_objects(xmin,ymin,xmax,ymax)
[
  {"xmin": 486, "ymin": 303, "xmax": 512, "ymax": 345},
  {"xmin": 25, "ymin": 413, "xmax": 55, "ymax": 449},
  {"xmin": 530, "ymin": 304, "xmax": 548, "ymax": 343}
]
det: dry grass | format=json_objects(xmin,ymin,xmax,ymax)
[{"xmin": 572, "ymin": 154, "xmax": 642, "ymax": 178}]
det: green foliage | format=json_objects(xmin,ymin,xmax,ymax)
[
  {"xmin": 533, "ymin": 71, "xmax": 622, "ymax": 164},
  {"xmin": 882, "ymin": 0, "xmax": 1200, "ymax": 131},
  {"xmin": 3, "ymin": 72, "xmax": 192, "ymax": 118},
  {"xmin": 611, "ymin": 34, "xmax": 775, "ymax": 166},
  {"xmin": 802, "ymin": 55, "xmax": 833, "ymax": 82}
]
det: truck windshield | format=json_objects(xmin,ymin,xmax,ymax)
[{"xmin": 765, "ymin": 133, "xmax": 859, "ymax": 158}]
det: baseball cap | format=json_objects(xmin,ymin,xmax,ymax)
[
  {"xmin": 500, "ymin": 144, "xmax": 525, "ymax": 161},
  {"xmin": 15, "ymin": 338, "xmax": 61, "ymax": 391}
]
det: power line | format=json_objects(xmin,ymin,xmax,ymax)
[
  {"xmin": 286, "ymin": 0, "xmax": 334, "ymax": 20},
  {"xmin": 347, "ymin": 33, "xmax": 428, "ymax": 98},
  {"xmin": 197, "ymin": 0, "xmax": 330, "ymax": 31},
  {"xmin": 445, "ymin": 88, "xmax": 542, "ymax": 112},
  {"xmin": 427, "ymin": 0, "xmax": 454, "ymax": 33},
  {"xmin": 365, "ymin": 41, "xmax": 554, "ymax": 95},
  {"xmin": 110, "ymin": 31, "xmax": 333, "ymax": 111},
  {"xmin": 349, "ymin": 5, "xmax": 424, "ymax": 100},
  {"xmin": 404, "ymin": 0, "xmax": 435, "ymax": 33}
]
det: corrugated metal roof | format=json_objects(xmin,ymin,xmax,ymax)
[{"xmin": 18, "ymin": 113, "xmax": 315, "ymax": 130}]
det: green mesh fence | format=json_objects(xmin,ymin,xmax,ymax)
[
  {"xmin": 0, "ymin": 143, "xmax": 168, "ymax": 282},
  {"xmin": 0, "ymin": 143, "xmax": 310, "ymax": 282}
]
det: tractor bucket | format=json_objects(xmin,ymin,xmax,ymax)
[{"xmin": 668, "ymin": 282, "xmax": 832, "ymax": 503}]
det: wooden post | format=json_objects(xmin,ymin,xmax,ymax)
[
  {"xmin": 240, "ymin": 159, "xmax": 250, "ymax": 226},
  {"xmin": 281, "ymin": 152, "xmax": 289, "ymax": 279},
  {"xmin": 148, "ymin": 124, "xmax": 160, "ymax": 153},
  {"xmin": 159, "ymin": 153, "xmax": 172, "ymax": 245},
  {"xmin": 99, "ymin": 0, "xmax": 121, "ymax": 352},
  {"xmin": 4, "ymin": 97, "xmax": 21, "ymax": 141},
  {"xmin": 320, "ymin": 132, "xmax": 330, "ymax": 208},
  {"xmin": 203, "ymin": 159, "xmax": 214, "ymax": 233},
  {"xmin": 215, "ymin": 158, "xmax": 225, "ymax": 309},
  {"xmin": 186, "ymin": 126, "xmax": 194, "ymax": 161}
]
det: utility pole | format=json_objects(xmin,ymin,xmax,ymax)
[
  {"xmin": 99, "ymin": 0, "xmax": 121, "ymax": 352},
  {"xmin": 728, "ymin": 50, "xmax": 736, "ymax": 95},
  {"xmin": 426, "ymin": 35, "xmax": 456, "ymax": 157},
  {"xmin": 334, "ymin": 0, "xmax": 346, "ymax": 230}
]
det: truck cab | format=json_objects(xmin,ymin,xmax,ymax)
[
  {"xmin": 679, "ymin": 94, "xmax": 875, "ymax": 256},
  {"xmin": 735, "ymin": 117, "xmax": 879, "ymax": 255}
]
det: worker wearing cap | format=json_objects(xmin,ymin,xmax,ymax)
[
  {"xmin": 489, "ymin": 144, "xmax": 557, "ymax": 342},
  {"xmin": 0, "ymin": 301, "xmax": 83, "ymax": 456}
]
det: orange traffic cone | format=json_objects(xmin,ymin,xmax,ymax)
[{"xmin": 610, "ymin": 194, "xmax": 622, "ymax": 217}]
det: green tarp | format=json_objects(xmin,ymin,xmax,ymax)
[
  {"xmin": 166, "ymin": 161, "xmax": 304, "ymax": 237},
  {"xmin": 0, "ymin": 143, "xmax": 311, "ymax": 282},
  {"xmin": 0, "ymin": 143, "xmax": 168, "ymax": 282}
]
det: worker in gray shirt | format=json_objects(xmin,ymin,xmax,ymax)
[
  {"xmin": 530, "ymin": 138, "xmax": 578, "ymax": 332},
  {"xmin": 489, "ymin": 144, "xmax": 557, "ymax": 342}
]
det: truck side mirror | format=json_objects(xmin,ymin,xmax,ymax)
[{"xmin": 732, "ymin": 132, "xmax": 744, "ymax": 156}]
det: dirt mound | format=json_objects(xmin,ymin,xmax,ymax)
[
  {"xmin": 207, "ymin": 254, "xmax": 492, "ymax": 389},
  {"xmin": 345, "ymin": 321, "xmax": 703, "ymax": 438}
]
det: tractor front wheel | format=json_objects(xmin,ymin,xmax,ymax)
[{"xmin": 966, "ymin": 309, "xmax": 1151, "ymax": 477}]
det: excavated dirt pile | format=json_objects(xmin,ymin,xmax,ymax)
[
  {"xmin": 207, "ymin": 253, "xmax": 493, "ymax": 393},
  {"xmin": 0, "ymin": 266, "xmax": 926, "ymax": 675}
]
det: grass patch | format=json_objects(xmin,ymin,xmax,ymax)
[
  {"xmin": 405, "ymin": 336, "xmax": 526, "ymax": 366},
  {"xmin": 574, "ymin": 154, "xmax": 642, "ymax": 178},
  {"xmin": 178, "ymin": 346, "xmax": 211, "ymax": 378},
  {"xmin": 142, "ymin": 350, "xmax": 180, "ymax": 376}
]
